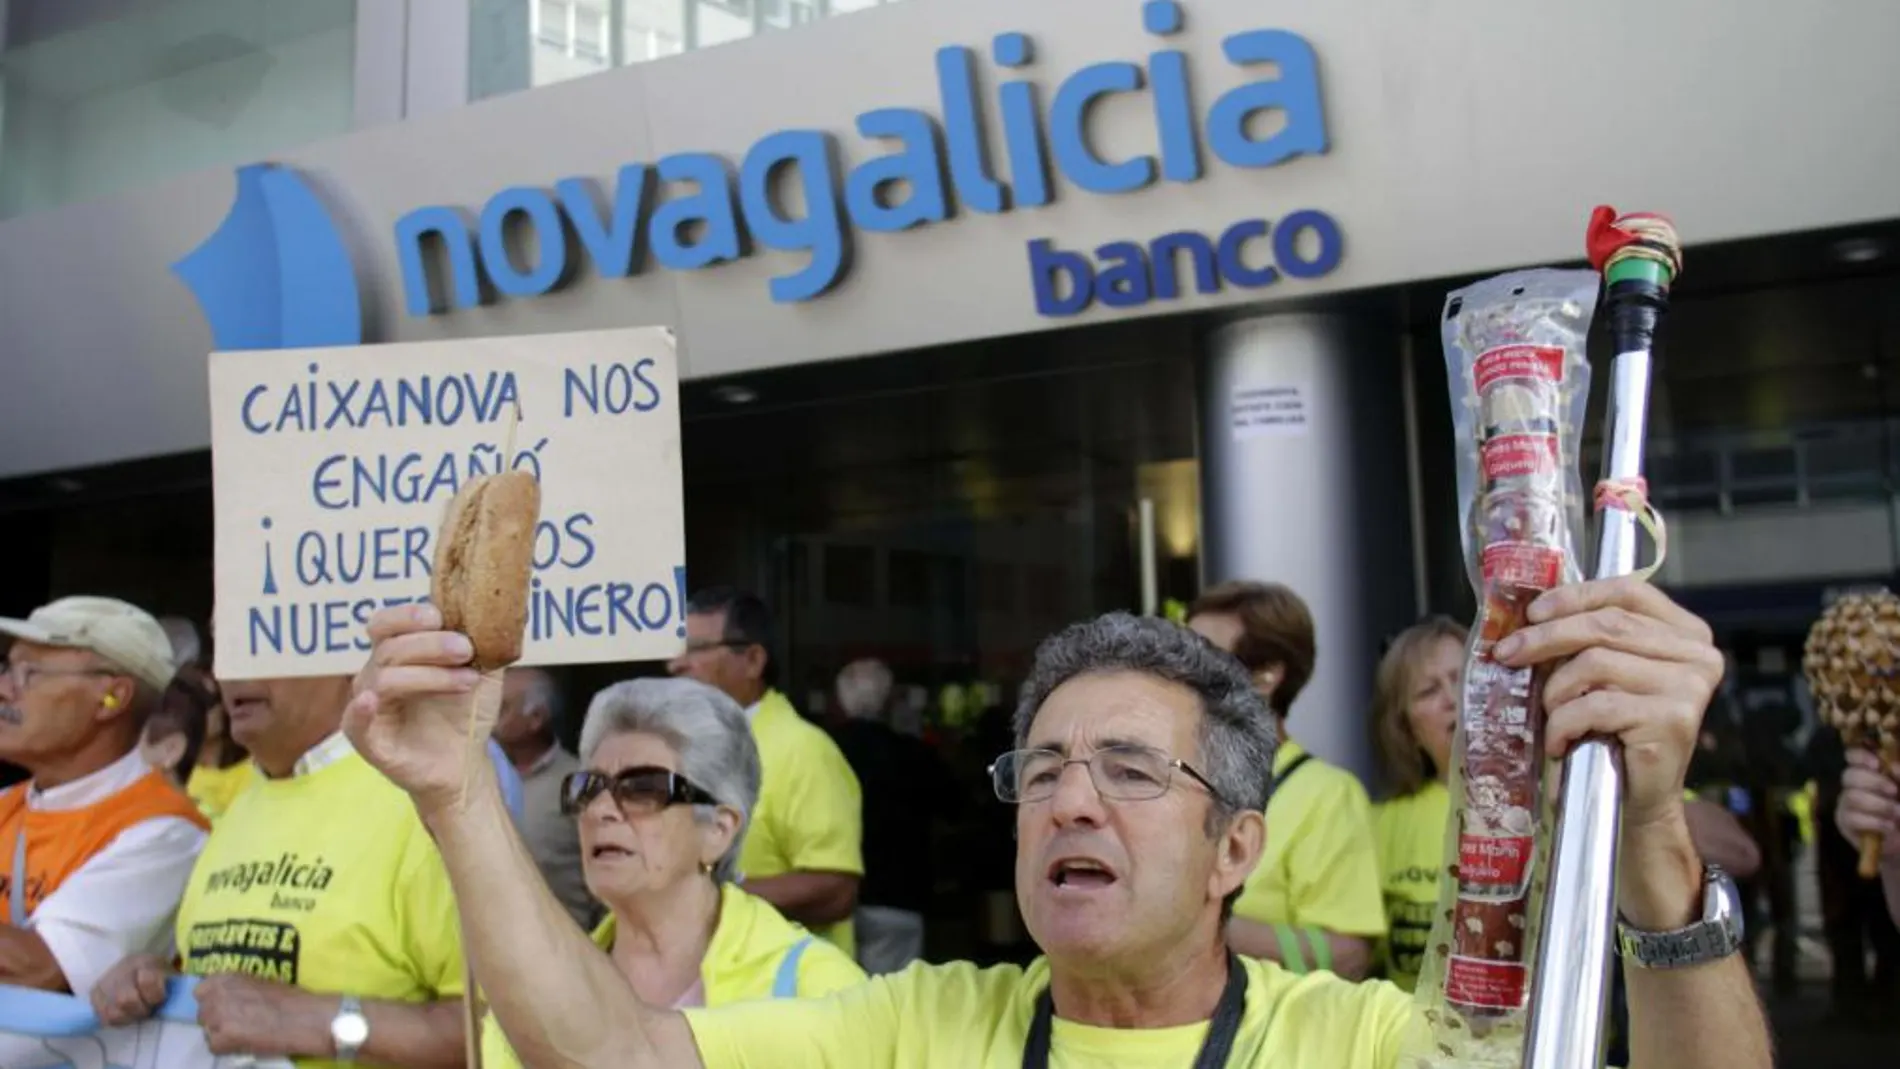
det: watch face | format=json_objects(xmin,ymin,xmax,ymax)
[{"xmin": 334, "ymin": 1014, "xmax": 370, "ymax": 1047}]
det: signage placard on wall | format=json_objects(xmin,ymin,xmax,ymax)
[
  {"xmin": 1230, "ymin": 381, "xmax": 1312, "ymax": 439},
  {"xmin": 388, "ymin": 0, "xmax": 1341, "ymax": 323},
  {"xmin": 207, "ymin": 327, "xmax": 685, "ymax": 681}
]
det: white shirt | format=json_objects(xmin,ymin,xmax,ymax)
[
  {"xmin": 289, "ymin": 731, "xmax": 356, "ymax": 778},
  {"xmin": 18, "ymin": 749, "xmax": 208, "ymax": 998}
]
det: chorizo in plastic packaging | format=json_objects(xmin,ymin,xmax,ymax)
[{"xmin": 1401, "ymin": 268, "xmax": 1598, "ymax": 1069}]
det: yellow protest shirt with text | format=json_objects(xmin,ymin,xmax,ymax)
[
  {"xmin": 174, "ymin": 745, "xmax": 465, "ymax": 1069},
  {"xmin": 1371, "ymin": 781, "xmax": 1450, "ymax": 991},
  {"xmin": 738, "ymin": 690, "xmax": 864, "ymax": 954},
  {"xmin": 685, "ymin": 954, "xmax": 1416, "ymax": 1068},
  {"xmin": 1231, "ymin": 741, "xmax": 1388, "ymax": 966},
  {"xmin": 481, "ymin": 882, "xmax": 866, "ymax": 1069}
]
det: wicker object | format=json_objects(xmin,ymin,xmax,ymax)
[{"xmin": 1803, "ymin": 589, "xmax": 1900, "ymax": 877}]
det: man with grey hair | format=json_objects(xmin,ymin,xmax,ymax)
[
  {"xmin": 347, "ymin": 579, "xmax": 1773, "ymax": 1068},
  {"xmin": 498, "ymin": 666, "xmax": 597, "ymax": 929},
  {"xmin": 834, "ymin": 658, "xmax": 959, "ymax": 975},
  {"xmin": 0, "ymin": 596, "xmax": 207, "ymax": 997}
]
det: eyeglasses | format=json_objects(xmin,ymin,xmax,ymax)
[
  {"xmin": 559, "ymin": 766, "xmax": 721, "ymax": 817},
  {"xmin": 0, "ymin": 660, "xmax": 118, "ymax": 692},
  {"xmin": 988, "ymin": 744, "xmax": 1225, "ymax": 805}
]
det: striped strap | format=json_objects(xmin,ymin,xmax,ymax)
[
  {"xmin": 772, "ymin": 936, "xmax": 813, "ymax": 998},
  {"xmin": 1270, "ymin": 925, "xmax": 1335, "ymax": 975},
  {"xmin": 1271, "ymin": 925, "xmax": 1307, "ymax": 974},
  {"xmin": 1302, "ymin": 926, "xmax": 1333, "ymax": 974}
]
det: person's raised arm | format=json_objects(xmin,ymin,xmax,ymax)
[
  {"xmin": 1836, "ymin": 747, "xmax": 1900, "ymax": 926},
  {"xmin": 1496, "ymin": 579, "xmax": 1772, "ymax": 1069},
  {"xmin": 345, "ymin": 604, "xmax": 703, "ymax": 1069}
]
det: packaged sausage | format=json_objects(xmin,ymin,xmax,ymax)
[{"xmin": 1401, "ymin": 268, "xmax": 1598, "ymax": 1069}]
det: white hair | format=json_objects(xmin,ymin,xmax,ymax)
[
  {"xmin": 578, "ymin": 677, "xmax": 761, "ymax": 884},
  {"xmin": 836, "ymin": 658, "xmax": 894, "ymax": 721}
]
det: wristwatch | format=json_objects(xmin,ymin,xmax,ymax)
[
  {"xmin": 1616, "ymin": 864, "xmax": 1745, "ymax": 969},
  {"xmin": 330, "ymin": 995, "xmax": 370, "ymax": 1062}
]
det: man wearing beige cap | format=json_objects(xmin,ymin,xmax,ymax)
[{"xmin": 0, "ymin": 595, "xmax": 209, "ymax": 996}]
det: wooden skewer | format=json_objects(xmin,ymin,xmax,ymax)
[{"xmin": 1861, "ymin": 735, "xmax": 1898, "ymax": 879}]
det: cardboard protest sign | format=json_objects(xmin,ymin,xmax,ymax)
[{"xmin": 209, "ymin": 327, "xmax": 684, "ymax": 680}]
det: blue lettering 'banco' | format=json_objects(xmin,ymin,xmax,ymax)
[{"xmin": 394, "ymin": 0, "xmax": 1333, "ymax": 314}]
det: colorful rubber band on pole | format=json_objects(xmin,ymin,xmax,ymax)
[
  {"xmin": 1585, "ymin": 206, "xmax": 1684, "ymax": 288},
  {"xmin": 1594, "ymin": 476, "xmax": 1668, "ymax": 581}
]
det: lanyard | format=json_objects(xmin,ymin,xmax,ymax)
[
  {"xmin": 9, "ymin": 827, "xmax": 25, "ymax": 927},
  {"xmin": 1021, "ymin": 952, "xmax": 1249, "ymax": 1069}
]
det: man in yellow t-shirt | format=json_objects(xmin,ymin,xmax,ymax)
[
  {"xmin": 350, "ymin": 581, "xmax": 1773, "ymax": 1069},
  {"xmin": 89, "ymin": 674, "xmax": 466, "ymax": 1069},
  {"xmin": 1187, "ymin": 582, "xmax": 1386, "ymax": 978},
  {"xmin": 668, "ymin": 587, "xmax": 863, "ymax": 954}
]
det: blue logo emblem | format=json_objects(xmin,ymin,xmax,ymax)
[{"xmin": 173, "ymin": 163, "xmax": 363, "ymax": 350}]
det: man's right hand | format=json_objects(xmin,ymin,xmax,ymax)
[
  {"xmin": 1838, "ymin": 747, "xmax": 1900, "ymax": 865},
  {"xmin": 345, "ymin": 604, "xmax": 493, "ymax": 817},
  {"xmin": 90, "ymin": 954, "xmax": 171, "ymax": 1027}
]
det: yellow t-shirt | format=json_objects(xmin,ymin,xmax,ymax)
[
  {"xmin": 175, "ymin": 744, "xmax": 465, "ymax": 1069},
  {"xmin": 1371, "ymin": 781, "xmax": 1451, "ymax": 992},
  {"xmin": 739, "ymin": 690, "xmax": 864, "ymax": 954},
  {"xmin": 481, "ymin": 881, "xmax": 865, "ymax": 1069},
  {"xmin": 1231, "ymin": 740, "xmax": 1388, "ymax": 971},
  {"xmin": 684, "ymin": 954, "xmax": 1415, "ymax": 1068},
  {"xmin": 185, "ymin": 760, "xmax": 255, "ymax": 823}
]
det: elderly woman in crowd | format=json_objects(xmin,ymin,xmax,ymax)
[{"xmin": 482, "ymin": 676, "xmax": 866, "ymax": 1069}]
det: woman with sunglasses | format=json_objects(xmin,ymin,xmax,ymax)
[{"xmin": 481, "ymin": 676, "xmax": 867, "ymax": 1069}]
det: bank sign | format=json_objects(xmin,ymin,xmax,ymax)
[{"xmin": 174, "ymin": 1, "xmax": 1339, "ymax": 352}]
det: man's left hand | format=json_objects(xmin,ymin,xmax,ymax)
[
  {"xmin": 1495, "ymin": 577, "xmax": 1723, "ymax": 829},
  {"xmin": 195, "ymin": 974, "xmax": 332, "ymax": 1058}
]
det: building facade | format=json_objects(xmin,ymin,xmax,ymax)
[{"xmin": 2, "ymin": 0, "xmax": 1898, "ymax": 784}]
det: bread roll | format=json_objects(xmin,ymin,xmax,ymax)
[{"xmin": 431, "ymin": 471, "xmax": 540, "ymax": 670}]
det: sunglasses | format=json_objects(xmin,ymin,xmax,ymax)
[{"xmin": 559, "ymin": 766, "xmax": 721, "ymax": 817}]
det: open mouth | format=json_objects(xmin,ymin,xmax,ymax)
[
  {"xmin": 590, "ymin": 845, "xmax": 634, "ymax": 860},
  {"xmin": 1048, "ymin": 858, "xmax": 1118, "ymax": 890},
  {"xmin": 0, "ymin": 706, "xmax": 20, "ymax": 725}
]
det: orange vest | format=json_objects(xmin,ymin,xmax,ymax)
[{"xmin": 0, "ymin": 768, "xmax": 209, "ymax": 920}]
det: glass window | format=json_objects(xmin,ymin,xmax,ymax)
[
  {"xmin": 474, "ymin": 0, "xmax": 906, "ymax": 101},
  {"xmin": 0, "ymin": 0, "xmax": 356, "ymax": 220}
]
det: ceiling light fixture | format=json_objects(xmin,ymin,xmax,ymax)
[{"xmin": 1830, "ymin": 236, "xmax": 1887, "ymax": 264}]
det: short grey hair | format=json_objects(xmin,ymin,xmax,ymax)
[
  {"xmin": 1014, "ymin": 612, "xmax": 1279, "ymax": 833},
  {"xmin": 836, "ymin": 658, "xmax": 894, "ymax": 720},
  {"xmin": 578, "ymin": 677, "xmax": 762, "ymax": 884},
  {"xmin": 515, "ymin": 667, "xmax": 564, "ymax": 728}
]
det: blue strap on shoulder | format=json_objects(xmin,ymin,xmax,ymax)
[{"xmin": 772, "ymin": 936, "xmax": 814, "ymax": 999}]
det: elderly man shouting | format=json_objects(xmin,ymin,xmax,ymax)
[{"xmin": 345, "ymin": 579, "xmax": 1772, "ymax": 1068}]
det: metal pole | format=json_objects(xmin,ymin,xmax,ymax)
[
  {"xmin": 1522, "ymin": 353, "xmax": 1650, "ymax": 1068},
  {"xmin": 1524, "ymin": 210, "xmax": 1680, "ymax": 1069}
]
